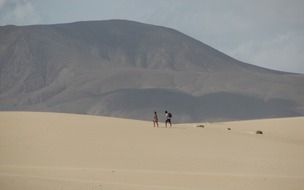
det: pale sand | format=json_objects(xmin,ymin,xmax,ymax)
[{"xmin": 0, "ymin": 112, "xmax": 303, "ymax": 190}]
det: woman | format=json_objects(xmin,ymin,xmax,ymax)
[{"xmin": 153, "ymin": 111, "xmax": 159, "ymax": 127}]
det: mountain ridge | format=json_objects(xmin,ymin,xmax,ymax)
[{"xmin": 0, "ymin": 20, "xmax": 303, "ymax": 122}]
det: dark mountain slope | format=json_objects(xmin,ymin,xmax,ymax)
[{"xmin": 0, "ymin": 20, "xmax": 303, "ymax": 122}]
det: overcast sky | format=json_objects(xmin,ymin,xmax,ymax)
[{"xmin": 0, "ymin": 0, "xmax": 303, "ymax": 73}]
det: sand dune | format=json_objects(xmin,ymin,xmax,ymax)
[{"xmin": 0, "ymin": 112, "xmax": 304, "ymax": 190}]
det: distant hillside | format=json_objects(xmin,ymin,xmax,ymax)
[{"xmin": 0, "ymin": 20, "xmax": 303, "ymax": 122}]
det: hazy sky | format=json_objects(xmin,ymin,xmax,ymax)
[{"xmin": 0, "ymin": 0, "xmax": 303, "ymax": 73}]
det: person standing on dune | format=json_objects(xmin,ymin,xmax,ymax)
[
  {"xmin": 153, "ymin": 111, "xmax": 159, "ymax": 127},
  {"xmin": 165, "ymin": 110, "xmax": 172, "ymax": 128}
]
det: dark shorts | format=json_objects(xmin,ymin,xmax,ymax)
[{"xmin": 166, "ymin": 119, "xmax": 171, "ymax": 123}]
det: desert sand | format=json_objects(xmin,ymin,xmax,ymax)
[{"xmin": 0, "ymin": 111, "xmax": 303, "ymax": 190}]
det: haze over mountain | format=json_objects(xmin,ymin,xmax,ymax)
[{"xmin": 0, "ymin": 20, "xmax": 303, "ymax": 122}]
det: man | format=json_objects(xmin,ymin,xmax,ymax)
[{"xmin": 165, "ymin": 110, "xmax": 172, "ymax": 127}]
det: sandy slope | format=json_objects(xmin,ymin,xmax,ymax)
[{"xmin": 0, "ymin": 112, "xmax": 303, "ymax": 190}]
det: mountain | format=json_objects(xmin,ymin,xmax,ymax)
[{"xmin": 0, "ymin": 20, "xmax": 303, "ymax": 122}]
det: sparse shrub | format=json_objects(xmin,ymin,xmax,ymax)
[
  {"xmin": 256, "ymin": 130, "xmax": 263, "ymax": 134},
  {"xmin": 196, "ymin": 124, "xmax": 205, "ymax": 128}
]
